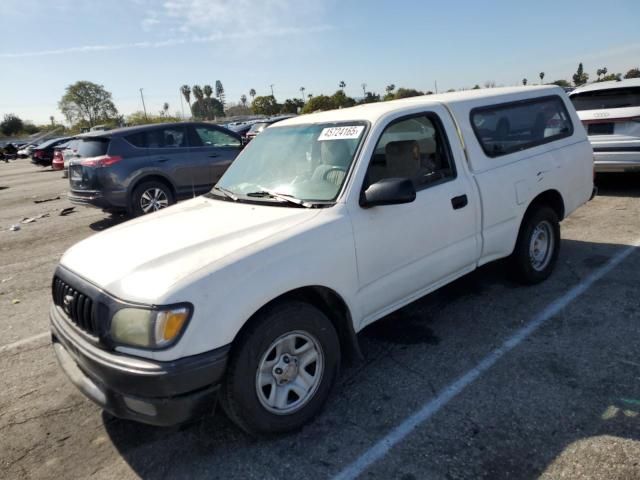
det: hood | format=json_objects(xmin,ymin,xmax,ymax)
[{"xmin": 61, "ymin": 196, "xmax": 320, "ymax": 302}]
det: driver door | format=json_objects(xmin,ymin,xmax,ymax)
[{"xmin": 347, "ymin": 109, "xmax": 478, "ymax": 326}]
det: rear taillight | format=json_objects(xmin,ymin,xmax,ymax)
[
  {"xmin": 33, "ymin": 150, "xmax": 42, "ymax": 158},
  {"xmin": 80, "ymin": 155, "xmax": 123, "ymax": 168}
]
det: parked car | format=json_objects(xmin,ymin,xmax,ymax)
[
  {"xmin": 51, "ymin": 86, "xmax": 593, "ymax": 434},
  {"xmin": 226, "ymin": 122, "xmax": 255, "ymax": 138},
  {"xmin": 569, "ymin": 78, "xmax": 640, "ymax": 172},
  {"xmin": 67, "ymin": 122, "xmax": 243, "ymax": 215},
  {"xmin": 245, "ymin": 115, "xmax": 295, "ymax": 141},
  {"xmin": 31, "ymin": 137, "xmax": 72, "ymax": 166},
  {"xmin": 51, "ymin": 141, "xmax": 73, "ymax": 171},
  {"xmin": 18, "ymin": 144, "xmax": 38, "ymax": 158}
]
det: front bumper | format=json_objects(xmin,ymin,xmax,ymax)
[{"xmin": 50, "ymin": 303, "xmax": 230, "ymax": 426}]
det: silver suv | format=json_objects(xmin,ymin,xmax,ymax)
[{"xmin": 569, "ymin": 78, "xmax": 640, "ymax": 172}]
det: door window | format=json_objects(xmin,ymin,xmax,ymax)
[
  {"xmin": 194, "ymin": 126, "xmax": 240, "ymax": 147},
  {"xmin": 125, "ymin": 127, "xmax": 187, "ymax": 148},
  {"xmin": 366, "ymin": 114, "xmax": 456, "ymax": 190}
]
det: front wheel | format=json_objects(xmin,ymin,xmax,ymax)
[
  {"xmin": 220, "ymin": 301, "xmax": 340, "ymax": 435},
  {"xmin": 510, "ymin": 206, "xmax": 560, "ymax": 284}
]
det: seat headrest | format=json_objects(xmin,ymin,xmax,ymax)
[{"xmin": 320, "ymin": 140, "xmax": 351, "ymax": 167}]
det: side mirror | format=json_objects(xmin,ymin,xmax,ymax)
[{"xmin": 360, "ymin": 177, "xmax": 416, "ymax": 208}]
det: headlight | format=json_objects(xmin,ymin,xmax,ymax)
[{"xmin": 110, "ymin": 305, "xmax": 191, "ymax": 349}]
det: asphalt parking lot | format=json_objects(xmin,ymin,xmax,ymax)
[{"xmin": 1, "ymin": 158, "xmax": 639, "ymax": 479}]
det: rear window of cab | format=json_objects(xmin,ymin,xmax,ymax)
[{"xmin": 471, "ymin": 95, "xmax": 573, "ymax": 158}]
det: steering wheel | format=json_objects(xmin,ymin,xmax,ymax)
[{"xmin": 322, "ymin": 166, "xmax": 347, "ymax": 185}]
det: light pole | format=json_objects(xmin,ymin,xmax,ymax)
[{"xmin": 139, "ymin": 88, "xmax": 148, "ymax": 121}]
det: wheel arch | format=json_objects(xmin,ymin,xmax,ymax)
[
  {"xmin": 512, "ymin": 189, "xmax": 564, "ymax": 256},
  {"xmin": 232, "ymin": 286, "xmax": 363, "ymax": 365},
  {"xmin": 128, "ymin": 173, "xmax": 178, "ymax": 200}
]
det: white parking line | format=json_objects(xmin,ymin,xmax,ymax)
[
  {"xmin": 333, "ymin": 239, "xmax": 640, "ymax": 480},
  {"xmin": 0, "ymin": 332, "xmax": 49, "ymax": 355}
]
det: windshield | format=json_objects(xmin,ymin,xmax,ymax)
[{"xmin": 216, "ymin": 122, "xmax": 367, "ymax": 203}]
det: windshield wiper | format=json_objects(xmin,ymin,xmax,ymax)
[
  {"xmin": 211, "ymin": 186, "xmax": 238, "ymax": 201},
  {"xmin": 246, "ymin": 188, "xmax": 313, "ymax": 208}
]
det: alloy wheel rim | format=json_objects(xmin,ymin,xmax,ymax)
[
  {"xmin": 140, "ymin": 188, "xmax": 169, "ymax": 213},
  {"xmin": 529, "ymin": 220, "xmax": 554, "ymax": 271},
  {"xmin": 255, "ymin": 331, "xmax": 324, "ymax": 415}
]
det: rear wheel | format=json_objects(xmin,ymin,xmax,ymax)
[
  {"xmin": 130, "ymin": 180, "xmax": 174, "ymax": 216},
  {"xmin": 220, "ymin": 301, "xmax": 340, "ymax": 435},
  {"xmin": 510, "ymin": 206, "xmax": 560, "ymax": 284}
]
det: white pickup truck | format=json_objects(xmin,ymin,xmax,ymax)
[{"xmin": 50, "ymin": 86, "xmax": 594, "ymax": 434}]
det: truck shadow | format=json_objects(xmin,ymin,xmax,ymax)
[
  {"xmin": 595, "ymin": 173, "xmax": 640, "ymax": 198},
  {"xmin": 102, "ymin": 238, "xmax": 640, "ymax": 479}
]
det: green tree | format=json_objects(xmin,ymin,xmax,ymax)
[
  {"xmin": 180, "ymin": 85, "xmax": 192, "ymax": 115},
  {"xmin": 339, "ymin": 80, "xmax": 346, "ymax": 90},
  {"xmin": 240, "ymin": 94, "xmax": 248, "ymax": 107},
  {"xmin": 383, "ymin": 84, "xmax": 396, "ymax": 100},
  {"xmin": 624, "ymin": 68, "xmax": 640, "ymax": 79},
  {"xmin": 551, "ymin": 79, "xmax": 570, "ymax": 88},
  {"xmin": 58, "ymin": 81, "xmax": 118, "ymax": 127},
  {"xmin": 203, "ymin": 84, "xmax": 213, "ymax": 98},
  {"xmin": 192, "ymin": 85, "xmax": 204, "ymax": 102},
  {"xmin": 281, "ymin": 98, "xmax": 305, "ymax": 114},
  {"xmin": 539, "ymin": 72, "xmax": 545, "ymax": 84},
  {"xmin": 249, "ymin": 88, "xmax": 256, "ymax": 102},
  {"xmin": 302, "ymin": 95, "xmax": 335, "ymax": 113},
  {"xmin": 160, "ymin": 102, "xmax": 170, "ymax": 117},
  {"xmin": 192, "ymin": 97, "xmax": 224, "ymax": 120},
  {"xmin": 572, "ymin": 63, "xmax": 589, "ymax": 86},
  {"xmin": 215, "ymin": 80, "xmax": 225, "ymax": 107},
  {"xmin": 394, "ymin": 88, "xmax": 424, "ymax": 99},
  {"xmin": 299, "ymin": 86, "xmax": 306, "ymax": 102},
  {"xmin": 522, "ymin": 78, "xmax": 528, "ymax": 86},
  {"xmin": 127, "ymin": 111, "xmax": 181, "ymax": 126},
  {"xmin": 1, "ymin": 114, "xmax": 24, "ymax": 136},
  {"xmin": 599, "ymin": 72, "xmax": 622, "ymax": 82},
  {"xmin": 252, "ymin": 95, "xmax": 280, "ymax": 115},
  {"xmin": 472, "ymin": 84, "xmax": 481, "ymax": 89},
  {"xmin": 331, "ymin": 90, "xmax": 356, "ymax": 108},
  {"xmin": 225, "ymin": 103, "xmax": 253, "ymax": 117},
  {"xmin": 358, "ymin": 91, "xmax": 380, "ymax": 104}
]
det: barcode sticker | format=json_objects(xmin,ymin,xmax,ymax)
[{"xmin": 318, "ymin": 125, "xmax": 364, "ymax": 141}]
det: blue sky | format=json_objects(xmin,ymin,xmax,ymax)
[{"xmin": 2, "ymin": 0, "xmax": 640, "ymax": 124}]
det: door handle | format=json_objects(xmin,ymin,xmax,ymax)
[
  {"xmin": 208, "ymin": 153, "xmax": 219, "ymax": 158},
  {"xmin": 451, "ymin": 194, "xmax": 468, "ymax": 210},
  {"xmin": 157, "ymin": 158, "xmax": 168, "ymax": 163}
]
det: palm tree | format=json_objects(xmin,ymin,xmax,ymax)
[
  {"xmin": 160, "ymin": 102, "xmax": 169, "ymax": 117},
  {"xmin": 240, "ymin": 94, "xmax": 247, "ymax": 107},
  {"xmin": 339, "ymin": 81, "xmax": 346, "ymax": 90},
  {"xmin": 522, "ymin": 78, "xmax": 528, "ymax": 86},
  {"xmin": 385, "ymin": 84, "xmax": 395, "ymax": 94},
  {"xmin": 300, "ymin": 86, "xmax": 306, "ymax": 102},
  {"xmin": 361, "ymin": 83, "xmax": 367, "ymax": 97},
  {"xmin": 192, "ymin": 85, "xmax": 204, "ymax": 102},
  {"xmin": 539, "ymin": 72, "xmax": 545, "ymax": 84},
  {"xmin": 180, "ymin": 85, "xmax": 192, "ymax": 115},
  {"xmin": 203, "ymin": 84, "xmax": 213, "ymax": 98},
  {"xmin": 249, "ymin": 88, "xmax": 256, "ymax": 102},
  {"xmin": 49, "ymin": 115, "xmax": 54, "ymax": 126},
  {"xmin": 308, "ymin": 93, "xmax": 313, "ymax": 99}
]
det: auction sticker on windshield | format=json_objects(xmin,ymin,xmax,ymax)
[{"xmin": 318, "ymin": 125, "xmax": 364, "ymax": 141}]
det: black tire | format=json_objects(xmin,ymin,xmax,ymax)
[
  {"xmin": 220, "ymin": 301, "xmax": 340, "ymax": 436},
  {"xmin": 129, "ymin": 180, "xmax": 175, "ymax": 217},
  {"xmin": 510, "ymin": 206, "xmax": 560, "ymax": 284}
]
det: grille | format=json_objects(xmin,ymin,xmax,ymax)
[{"xmin": 52, "ymin": 277, "xmax": 99, "ymax": 337}]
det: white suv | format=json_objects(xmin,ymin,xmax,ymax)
[{"xmin": 569, "ymin": 78, "xmax": 640, "ymax": 172}]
